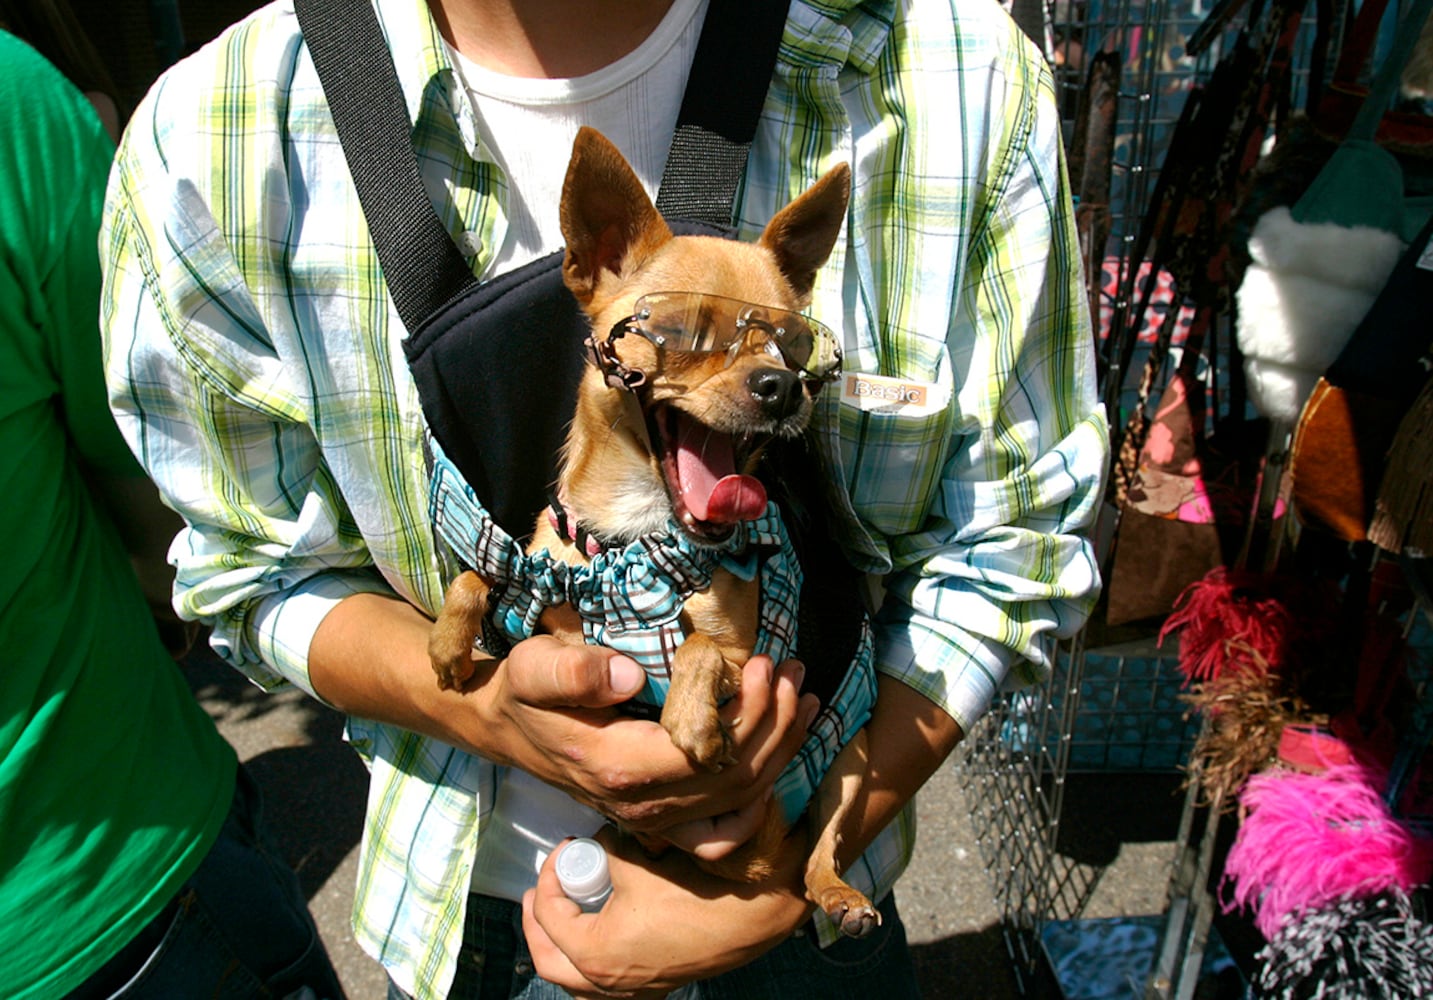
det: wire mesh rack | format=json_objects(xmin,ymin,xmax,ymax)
[
  {"xmin": 961, "ymin": 631, "xmax": 1196, "ymax": 996},
  {"xmin": 960, "ymin": 0, "xmax": 1335, "ymax": 994}
]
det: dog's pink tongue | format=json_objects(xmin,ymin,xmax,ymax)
[
  {"xmin": 705, "ymin": 474, "xmax": 767, "ymax": 523},
  {"xmin": 676, "ymin": 418, "xmax": 767, "ymax": 524}
]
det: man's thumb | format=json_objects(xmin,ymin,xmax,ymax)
[
  {"xmin": 606, "ymin": 654, "xmax": 645, "ymax": 699},
  {"xmin": 509, "ymin": 636, "xmax": 644, "ymax": 707}
]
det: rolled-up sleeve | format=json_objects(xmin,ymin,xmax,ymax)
[
  {"xmin": 866, "ymin": 34, "xmax": 1109, "ymax": 734},
  {"xmin": 100, "ymin": 94, "xmax": 394, "ymax": 700}
]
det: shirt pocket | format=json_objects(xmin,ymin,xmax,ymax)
[{"xmin": 834, "ymin": 399, "xmax": 955, "ymax": 538}]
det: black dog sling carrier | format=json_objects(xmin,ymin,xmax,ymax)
[{"xmin": 294, "ymin": 0, "xmax": 866, "ymax": 712}]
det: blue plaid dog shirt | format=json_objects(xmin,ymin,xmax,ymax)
[{"xmin": 426, "ymin": 436, "xmax": 876, "ymax": 826}]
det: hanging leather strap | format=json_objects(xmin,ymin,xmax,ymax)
[
  {"xmin": 293, "ymin": 0, "xmax": 791, "ymax": 330},
  {"xmin": 1341, "ymin": 0, "xmax": 1433, "ymax": 143}
]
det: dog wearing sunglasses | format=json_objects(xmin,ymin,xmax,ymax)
[{"xmin": 428, "ymin": 127, "xmax": 877, "ymax": 937}]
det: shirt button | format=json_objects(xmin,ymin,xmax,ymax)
[
  {"xmin": 514, "ymin": 960, "xmax": 534, "ymax": 976},
  {"xmin": 457, "ymin": 231, "xmax": 483, "ymax": 257}
]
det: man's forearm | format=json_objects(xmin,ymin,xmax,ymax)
[
  {"xmin": 308, "ymin": 590, "xmax": 513, "ymax": 760},
  {"xmin": 306, "ymin": 590, "xmax": 813, "ymax": 838},
  {"xmin": 846, "ymin": 674, "xmax": 965, "ymax": 866}
]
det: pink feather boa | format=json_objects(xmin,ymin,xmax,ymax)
[{"xmin": 1221, "ymin": 763, "xmax": 1433, "ymax": 939}]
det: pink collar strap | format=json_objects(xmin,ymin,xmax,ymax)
[{"xmin": 547, "ymin": 500, "xmax": 605, "ymax": 558}]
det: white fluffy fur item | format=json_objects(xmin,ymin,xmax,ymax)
[{"xmin": 1237, "ymin": 206, "xmax": 1404, "ymax": 424}]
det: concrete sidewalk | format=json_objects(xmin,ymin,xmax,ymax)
[{"xmin": 184, "ymin": 649, "xmax": 1178, "ymax": 999}]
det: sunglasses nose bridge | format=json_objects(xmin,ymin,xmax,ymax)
[{"xmin": 710, "ymin": 313, "xmax": 766, "ymax": 367}]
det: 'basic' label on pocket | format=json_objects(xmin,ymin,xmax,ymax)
[{"xmin": 840, "ymin": 372, "xmax": 948, "ymax": 414}]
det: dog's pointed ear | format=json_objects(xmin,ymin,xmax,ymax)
[
  {"xmin": 560, "ymin": 127, "xmax": 672, "ymax": 307},
  {"xmin": 758, "ymin": 163, "xmax": 850, "ymax": 300}
]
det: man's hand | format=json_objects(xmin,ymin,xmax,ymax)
[
  {"xmin": 309, "ymin": 592, "xmax": 818, "ymax": 849},
  {"xmin": 492, "ymin": 636, "xmax": 819, "ymax": 841},
  {"xmin": 518, "ymin": 673, "xmax": 968, "ymax": 996},
  {"xmin": 520, "ymin": 827, "xmax": 813, "ymax": 998}
]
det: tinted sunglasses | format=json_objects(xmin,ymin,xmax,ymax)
[{"xmin": 598, "ymin": 291, "xmax": 843, "ymax": 386}]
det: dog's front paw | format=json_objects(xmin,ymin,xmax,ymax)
[
  {"xmin": 812, "ymin": 885, "xmax": 882, "ymax": 939},
  {"xmin": 429, "ymin": 571, "xmax": 490, "ymax": 690},
  {"xmin": 428, "ymin": 616, "xmax": 480, "ymax": 690},
  {"xmin": 664, "ymin": 709, "xmax": 736, "ymax": 772},
  {"xmin": 662, "ymin": 633, "xmax": 740, "ymax": 770},
  {"xmin": 429, "ymin": 644, "xmax": 476, "ymax": 691}
]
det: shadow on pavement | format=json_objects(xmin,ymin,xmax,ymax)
[
  {"xmin": 181, "ymin": 648, "xmax": 367, "ymax": 902},
  {"xmin": 911, "ymin": 924, "xmax": 1022, "ymax": 999},
  {"xmin": 1055, "ymin": 772, "xmax": 1186, "ymax": 868}
]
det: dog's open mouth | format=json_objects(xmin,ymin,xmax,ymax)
[{"xmin": 653, "ymin": 405, "xmax": 768, "ymax": 541}]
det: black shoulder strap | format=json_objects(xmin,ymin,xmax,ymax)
[
  {"xmin": 294, "ymin": 0, "xmax": 791, "ymax": 330},
  {"xmin": 294, "ymin": 0, "xmax": 476, "ymax": 328},
  {"xmin": 652, "ymin": 0, "xmax": 788, "ymax": 222}
]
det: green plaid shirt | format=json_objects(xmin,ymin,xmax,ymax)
[{"xmin": 100, "ymin": 0, "xmax": 1107, "ymax": 995}]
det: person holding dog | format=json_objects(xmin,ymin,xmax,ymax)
[{"xmin": 99, "ymin": 0, "xmax": 1108, "ymax": 998}]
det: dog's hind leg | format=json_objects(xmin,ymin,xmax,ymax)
[
  {"xmin": 429, "ymin": 570, "xmax": 492, "ymax": 690},
  {"xmin": 805, "ymin": 728, "xmax": 881, "ymax": 938}
]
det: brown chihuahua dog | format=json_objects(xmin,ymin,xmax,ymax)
[{"xmin": 428, "ymin": 127, "xmax": 878, "ymax": 937}]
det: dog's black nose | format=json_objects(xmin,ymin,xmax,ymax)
[{"xmin": 747, "ymin": 367, "xmax": 804, "ymax": 419}]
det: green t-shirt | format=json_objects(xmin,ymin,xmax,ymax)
[{"xmin": 0, "ymin": 31, "xmax": 235, "ymax": 997}]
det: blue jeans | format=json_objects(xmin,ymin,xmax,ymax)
[
  {"xmin": 388, "ymin": 891, "xmax": 921, "ymax": 1000},
  {"xmin": 67, "ymin": 764, "xmax": 344, "ymax": 999}
]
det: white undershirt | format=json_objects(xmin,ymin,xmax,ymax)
[
  {"xmin": 447, "ymin": 0, "xmax": 711, "ymax": 901},
  {"xmin": 445, "ymin": 0, "xmax": 708, "ymax": 274}
]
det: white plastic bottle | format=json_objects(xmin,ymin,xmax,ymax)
[
  {"xmin": 553, "ymin": 838, "xmax": 700, "ymax": 1000},
  {"xmin": 554, "ymin": 837, "xmax": 612, "ymax": 912}
]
